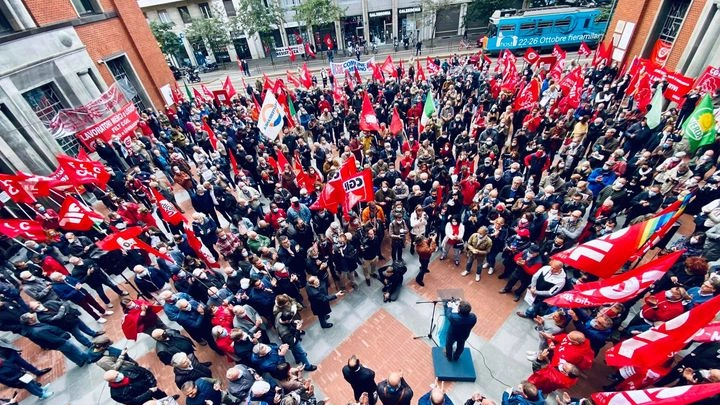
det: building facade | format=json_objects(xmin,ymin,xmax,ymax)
[
  {"xmin": 139, "ymin": 0, "xmax": 472, "ymax": 65},
  {"xmin": 0, "ymin": 0, "xmax": 174, "ymax": 174},
  {"xmin": 606, "ymin": 0, "xmax": 720, "ymax": 77}
]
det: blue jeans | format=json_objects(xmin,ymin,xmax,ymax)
[
  {"xmin": 290, "ymin": 342, "xmax": 311, "ymax": 367},
  {"xmin": 58, "ymin": 341, "xmax": 88, "ymax": 366},
  {"xmin": 70, "ymin": 320, "xmax": 97, "ymax": 347}
]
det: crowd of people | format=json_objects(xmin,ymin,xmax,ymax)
[{"xmin": 1, "ymin": 47, "xmax": 720, "ymax": 405}]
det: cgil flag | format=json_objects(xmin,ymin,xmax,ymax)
[
  {"xmin": 96, "ymin": 226, "xmax": 172, "ymax": 262},
  {"xmin": 545, "ymin": 251, "xmax": 683, "ymax": 308},
  {"xmin": 257, "ymin": 90, "xmax": 286, "ymax": 140},
  {"xmin": 592, "ymin": 383, "xmax": 720, "ymax": 405},
  {"xmin": 57, "ymin": 196, "xmax": 104, "ymax": 231},
  {"xmin": 682, "ymin": 93, "xmax": 717, "ymax": 153},
  {"xmin": 0, "ymin": 219, "xmax": 49, "ymax": 241},
  {"xmin": 342, "ymin": 168, "xmax": 374, "ymax": 218},
  {"xmin": 419, "ymin": 91, "xmax": 436, "ymax": 133},
  {"xmin": 56, "ymin": 154, "xmax": 109, "ymax": 189},
  {"xmin": 150, "ymin": 187, "xmax": 185, "ymax": 226},
  {"xmin": 359, "ymin": 93, "xmax": 380, "ymax": 132},
  {"xmin": 578, "ymin": 41, "xmax": 592, "ymax": 57}
]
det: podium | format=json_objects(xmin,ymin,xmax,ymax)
[{"xmin": 432, "ymin": 289, "xmax": 477, "ymax": 382}]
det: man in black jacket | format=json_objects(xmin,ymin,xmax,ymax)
[
  {"xmin": 151, "ymin": 328, "xmax": 197, "ymax": 365},
  {"xmin": 28, "ymin": 299, "xmax": 101, "ymax": 347},
  {"xmin": 171, "ymin": 352, "xmax": 212, "ymax": 389},
  {"xmin": 103, "ymin": 367, "xmax": 170, "ymax": 405},
  {"xmin": 377, "ymin": 371, "xmax": 413, "ymax": 405},
  {"xmin": 444, "ymin": 300, "xmax": 478, "ymax": 361},
  {"xmin": 68, "ymin": 256, "xmax": 127, "ymax": 306},
  {"xmin": 0, "ymin": 339, "xmax": 52, "ymax": 399},
  {"xmin": 19, "ymin": 313, "xmax": 89, "ymax": 367},
  {"xmin": 306, "ymin": 276, "xmax": 344, "ymax": 328},
  {"xmin": 342, "ymin": 355, "xmax": 378, "ymax": 405}
]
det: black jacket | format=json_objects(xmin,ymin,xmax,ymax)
[
  {"xmin": 108, "ymin": 365, "xmax": 158, "ymax": 405},
  {"xmin": 306, "ymin": 284, "xmax": 336, "ymax": 316},
  {"xmin": 34, "ymin": 300, "xmax": 82, "ymax": 330},
  {"xmin": 342, "ymin": 365, "xmax": 378, "ymax": 401},
  {"xmin": 155, "ymin": 329, "xmax": 195, "ymax": 365},
  {"xmin": 173, "ymin": 354, "xmax": 212, "ymax": 388}
]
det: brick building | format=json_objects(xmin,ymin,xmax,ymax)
[
  {"xmin": 0, "ymin": 0, "xmax": 174, "ymax": 174},
  {"xmin": 605, "ymin": 0, "xmax": 720, "ymax": 76}
]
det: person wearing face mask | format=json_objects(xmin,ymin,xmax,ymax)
[
  {"xmin": 586, "ymin": 162, "xmax": 617, "ymax": 197},
  {"xmin": 27, "ymin": 299, "xmax": 101, "ymax": 348},
  {"xmin": 440, "ymin": 217, "xmax": 465, "ymax": 266},
  {"xmin": 132, "ymin": 265, "xmax": 171, "ymax": 300},
  {"xmin": 624, "ymin": 185, "xmax": 663, "ymax": 225},
  {"xmin": 18, "ymin": 271, "xmax": 59, "ymax": 303},
  {"xmin": 48, "ymin": 271, "xmax": 112, "ymax": 323},
  {"xmin": 375, "ymin": 181, "xmax": 396, "ymax": 220},
  {"xmin": 103, "ymin": 367, "xmax": 170, "ymax": 405},
  {"xmin": 389, "ymin": 213, "xmax": 409, "ymax": 262},
  {"xmin": 33, "ymin": 203, "xmax": 59, "ymax": 230},
  {"xmin": 119, "ymin": 297, "xmax": 166, "ymax": 340},
  {"xmin": 622, "ymin": 287, "xmax": 690, "ymax": 337}
]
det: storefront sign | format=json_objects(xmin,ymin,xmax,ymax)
[
  {"xmin": 329, "ymin": 57, "xmax": 376, "ymax": 77},
  {"xmin": 369, "ymin": 10, "xmax": 391, "ymax": 18},
  {"xmin": 75, "ymin": 102, "xmax": 140, "ymax": 151},
  {"xmin": 399, "ymin": 7, "xmax": 421, "ymax": 14}
]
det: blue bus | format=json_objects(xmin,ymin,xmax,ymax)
[{"xmin": 485, "ymin": 6, "xmax": 609, "ymax": 54}]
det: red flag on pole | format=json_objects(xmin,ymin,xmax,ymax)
[
  {"xmin": 228, "ymin": 152, "xmax": 240, "ymax": 177},
  {"xmin": 263, "ymin": 74, "xmax": 275, "ymax": 92},
  {"xmin": 426, "ymin": 57, "xmax": 440, "ymax": 74},
  {"xmin": 301, "ymin": 63, "xmax": 312, "ymax": 88},
  {"xmin": 202, "ymin": 119, "xmax": 218, "ymax": 150},
  {"xmin": 523, "ymin": 47, "xmax": 540, "ymax": 65},
  {"xmin": 76, "ymin": 148, "xmax": 90, "ymax": 161},
  {"xmin": 150, "ymin": 187, "xmax": 185, "ymax": 226},
  {"xmin": 310, "ymin": 155, "xmax": 358, "ymax": 213},
  {"xmin": 650, "ymin": 39, "xmax": 672, "ymax": 66},
  {"xmin": 544, "ymin": 250, "xmax": 683, "ymax": 308},
  {"xmin": 201, "ymin": 84, "xmax": 214, "ymax": 100},
  {"xmin": 286, "ymin": 70, "xmax": 302, "ymax": 88},
  {"xmin": 275, "ymin": 149, "xmax": 291, "ymax": 172},
  {"xmin": 381, "ymin": 56, "xmax": 396, "ymax": 77},
  {"xmin": 342, "ymin": 168, "xmax": 373, "ymax": 217},
  {"xmin": 592, "ymin": 383, "xmax": 720, "ymax": 405},
  {"xmin": 288, "ymin": 46, "xmax": 297, "ymax": 62},
  {"xmin": 578, "ymin": 41, "xmax": 592, "ymax": 57},
  {"xmin": 324, "ymin": 33, "xmax": 334, "ymax": 50},
  {"xmin": 344, "ymin": 69, "xmax": 355, "ymax": 91},
  {"xmin": 353, "ymin": 67, "xmax": 362, "ymax": 84},
  {"xmin": 513, "ymin": 78, "xmax": 540, "ymax": 111},
  {"xmin": 96, "ymin": 226, "xmax": 172, "ymax": 262},
  {"xmin": 0, "ymin": 173, "xmax": 36, "ymax": 203},
  {"xmin": 550, "ymin": 55, "xmax": 566, "ymax": 82},
  {"xmin": 389, "ymin": 106, "xmax": 403, "ymax": 135},
  {"xmin": 56, "ymin": 154, "xmax": 109, "ymax": 189},
  {"xmin": 606, "ymin": 294, "xmax": 720, "ymax": 368},
  {"xmin": 416, "ymin": 59, "xmax": 426, "ymax": 82},
  {"xmin": 304, "ymin": 43, "xmax": 316, "ymax": 58},
  {"xmin": 593, "ymin": 41, "xmax": 612, "ymax": 67},
  {"xmin": 223, "ymin": 76, "xmax": 236, "ymax": 99},
  {"xmin": 193, "ymin": 88, "xmax": 205, "ymax": 102},
  {"xmin": 369, "ymin": 62, "xmax": 384, "ymax": 83},
  {"xmin": 358, "ymin": 93, "xmax": 380, "ymax": 132},
  {"xmin": 184, "ymin": 224, "xmax": 220, "ymax": 268},
  {"xmin": 57, "ymin": 196, "xmax": 104, "ymax": 231},
  {"xmin": 557, "ymin": 66, "xmax": 583, "ymax": 94},
  {"xmin": 0, "ymin": 219, "xmax": 49, "ymax": 241},
  {"xmin": 333, "ymin": 84, "xmax": 346, "ymax": 104}
]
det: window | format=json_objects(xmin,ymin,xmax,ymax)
[
  {"xmin": 178, "ymin": 6, "xmax": 192, "ymax": 23},
  {"xmin": 71, "ymin": 0, "xmax": 97, "ymax": 15},
  {"xmin": 658, "ymin": 0, "xmax": 691, "ymax": 43},
  {"xmin": 0, "ymin": 11, "xmax": 12, "ymax": 34},
  {"xmin": 499, "ymin": 25, "xmax": 515, "ymax": 33},
  {"xmin": 223, "ymin": 0, "xmax": 236, "ymax": 16},
  {"xmin": 537, "ymin": 21, "xmax": 552, "ymax": 29},
  {"xmin": 23, "ymin": 84, "xmax": 65, "ymax": 124},
  {"xmin": 554, "ymin": 17, "xmax": 571, "ymax": 28},
  {"xmin": 157, "ymin": 9, "xmax": 171, "ymax": 23},
  {"xmin": 106, "ymin": 57, "xmax": 148, "ymax": 112},
  {"xmin": 199, "ymin": 2, "xmax": 212, "ymax": 18}
]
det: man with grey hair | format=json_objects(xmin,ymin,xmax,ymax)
[{"xmin": 171, "ymin": 352, "xmax": 212, "ymax": 389}]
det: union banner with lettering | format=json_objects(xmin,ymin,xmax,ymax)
[
  {"xmin": 74, "ymin": 102, "xmax": 140, "ymax": 151},
  {"xmin": 694, "ymin": 65, "xmax": 720, "ymax": 96},
  {"xmin": 329, "ymin": 57, "xmax": 376, "ymax": 77}
]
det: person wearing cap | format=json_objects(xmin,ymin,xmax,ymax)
[
  {"xmin": 499, "ymin": 244, "xmax": 543, "ymax": 302},
  {"xmin": 19, "ymin": 312, "xmax": 90, "ymax": 367},
  {"xmin": 28, "ymin": 299, "xmax": 101, "ymax": 347},
  {"xmin": 287, "ymin": 197, "xmax": 311, "ymax": 226},
  {"xmin": 103, "ymin": 367, "xmax": 169, "ymax": 405}
]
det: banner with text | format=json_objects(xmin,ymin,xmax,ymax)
[
  {"xmin": 74, "ymin": 103, "xmax": 140, "ymax": 151},
  {"xmin": 329, "ymin": 57, "xmax": 376, "ymax": 77},
  {"xmin": 694, "ymin": 65, "xmax": 720, "ymax": 97}
]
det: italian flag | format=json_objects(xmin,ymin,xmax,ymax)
[{"xmin": 419, "ymin": 91, "xmax": 436, "ymax": 133}]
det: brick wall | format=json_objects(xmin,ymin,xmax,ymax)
[{"xmin": 23, "ymin": 0, "xmax": 80, "ymax": 25}]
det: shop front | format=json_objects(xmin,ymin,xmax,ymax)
[
  {"xmin": 342, "ymin": 16, "xmax": 364, "ymax": 47},
  {"xmin": 368, "ymin": 10, "xmax": 392, "ymax": 44},
  {"xmin": 398, "ymin": 6, "xmax": 421, "ymax": 41}
]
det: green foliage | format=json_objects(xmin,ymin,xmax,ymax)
[
  {"xmin": 294, "ymin": 0, "xmax": 345, "ymax": 28},
  {"xmin": 185, "ymin": 16, "xmax": 231, "ymax": 53},
  {"xmin": 229, "ymin": 0, "xmax": 284, "ymax": 39},
  {"xmin": 466, "ymin": 0, "xmax": 512, "ymax": 24},
  {"xmin": 149, "ymin": 20, "xmax": 184, "ymax": 58}
]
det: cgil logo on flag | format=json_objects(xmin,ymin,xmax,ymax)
[{"xmin": 343, "ymin": 176, "xmax": 366, "ymax": 192}]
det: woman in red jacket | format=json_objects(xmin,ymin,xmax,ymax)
[{"xmin": 623, "ymin": 287, "xmax": 690, "ymax": 336}]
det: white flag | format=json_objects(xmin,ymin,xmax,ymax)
[{"xmin": 257, "ymin": 90, "xmax": 285, "ymax": 140}]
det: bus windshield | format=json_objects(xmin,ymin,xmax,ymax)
[{"xmin": 488, "ymin": 22, "xmax": 497, "ymax": 36}]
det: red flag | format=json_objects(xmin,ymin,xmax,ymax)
[
  {"xmin": 358, "ymin": 93, "xmax": 380, "ymax": 132},
  {"xmin": 223, "ymin": 76, "xmax": 236, "ymax": 99},
  {"xmin": 389, "ymin": 106, "xmax": 403, "ymax": 135},
  {"xmin": 557, "ymin": 66, "xmax": 583, "ymax": 94},
  {"xmin": 693, "ymin": 321, "xmax": 720, "ymax": 343},
  {"xmin": 263, "ymin": 74, "xmax": 275, "ymax": 92},
  {"xmin": 310, "ymin": 155, "xmax": 358, "ymax": 213},
  {"xmin": 523, "ymin": 47, "xmax": 540, "ymax": 65},
  {"xmin": 267, "ymin": 156, "xmax": 279, "ymax": 173},
  {"xmin": 57, "ymin": 196, "xmax": 104, "ymax": 231},
  {"xmin": 288, "ymin": 46, "xmax": 297, "ymax": 62},
  {"xmin": 286, "ymin": 71, "xmax": 301, "ymax": 88},
  {"xmin": 606, "ymin": 294, "xmax": 720, "ymax": 368},
  {"xmin": 76, "ymin": 148, "xmax": 90, "ymax": 161},
  {"xmin": 633, "ymin": 72, "xmax": 653, "ymax": 112},
  {"xmin": 202, "ymin": 119, "xmax": 218, "ymax": 150},
  {"xmin": 557, "ymin": 77, "xmax": 583, "ymax": 113},
  {"xmin": 0, "ymin": 173, "xmax": 36, "ymax": 203},
  {"xmin": 650, "ymin": 39, "xmax": 672, "ymax": 66},
  {"xmin": 501, "ymin": 60, "xmax": 519, "ymax": 92},
  {"xmin": 593, "ymin": 41, "xmax": 612, "ymax": 67},
  {"xmin": 545, "ymin": 251, "xmax": 683, "ymax": 308},
  {"xmin": 578, "ymin": 41, "xmax": 592, "ymax": 57},
  {"xmin": 184, "ymin": 224, "xmax": 220, "ymax": 268},
  {"xmin": 293, "ymin": 158, "xmax": 313, "ymax": 192},
  {"xmin": 344, "ymin": 69, "xmax": 355, "ymax": 91},
  {"xmin": 56, "ymin": 154, "xmax": 109, "ymax": 189},
  {"xmin": 0, "ymin": 219, "xmax": 48, "ymax": 240},
  {"xmin": 483, "ymin": 53, "xmax": 492, "ymax": 67},
  {"xmin": 150, "ymin": 187, "xmax": 185, "ymax": 226},
  {"xmin": 293, "ymin": 32, "xmax": 303, "ymax": 44},
  {"xmin": 304, "ymin": 43, "xmax": 316, "ymax": 58},
  {"xmin": 513, "ymin": 78, "xmax": 540, "ymax": 111},
  {"xmin": 201, "ymin": 84, "xmax": 214, "ymax": 100},
  {"xmin": 353, "ymin": 67, "xmax": 362, "ymax": 84},
  {"xmin": 333, "ymin": 84, "xmax": 346, "ymax": 104},
  {"xmin": 275, "ymin": 149, "xmax": 291, "ymax": 172},
  {"xmin": 426, "ymin": 57, "xmax": 440, "ymax": 74},
  {"xmin": 552, "ymin": 211, "xmax": 679, "ymax": 278},
  {"xmin": 193, "ymin": 88, "xmax": 205, "ymax": 102},
  {"xmin": 324, "ymin": 33, "xmax": 334, "ymax": 50},
  {"xmin": 228, "ymin": 152, "xmax": 240, "ymax": 177},
  {"xmin": 381, "ymin": 56, "xmax": 396, "ymax": 77},
  {"xmin": 276, "ymin": 91, "xmax": 296, "ymax": 128},
  {"xmin": 300, "ymin": 63, "xmax": 312, "ymax": 89},
  {"xmin": 550, "ymin": 56, "xmax": 566, "ymax": 82},
  {"xmin": 96, "ymin": 226, "xmax": 172, "ymax": 262},
  {"xmin": 416, "ymin": 59, "xmax": 426, "ymax": 82},
  {"xmin": 171, "ymin": 84, "xmax": 182, "ymax": 105},
  {"xmin": 593, "ymin": 383, "xmax": 720, "ymax": 405},
  {"xmin": 342, "ymin": 168, "xmax": 373, "ymax": 216},
  {"xmin": 369, "ymin": 62, "xmax": 384, "ymax": 83}
]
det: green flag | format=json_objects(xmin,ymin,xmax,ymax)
[
  {"xmin": 645, "ymin": 87, "xmax": 664, "ymax": 129},
  {"xmin": 682, "ymin": 94, "xmax": 717, "ymax": 153},
  {"xmin": 420, "ymin": 91, "xmax": 435, "ymax": 132},
  {"xmin": 184, "ymin": 81, "xmax": 193, "ymax": 101}
]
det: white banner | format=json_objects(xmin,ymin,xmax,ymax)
[
  {"xmin": 329, "ymin": 57, "xmax": 376, "ymax": 77},
  {"xmin": 257, "ymin": 90, "xmax": 285, "ymax": 141}
]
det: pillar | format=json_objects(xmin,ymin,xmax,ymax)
[
  {"xmin": 392, "ymin": 0, "xmax": 399, "ymax": 41},
  {"xmin": 458, "ymin": 3, "xmax": 467, "ymax": 36},
  {"xmin": 362, "ymin": 0, "xmax": 370, "ymax": 44},
  {"xmin": 685, "ymin": 8, "xmax": 720, "ymax": 76}
]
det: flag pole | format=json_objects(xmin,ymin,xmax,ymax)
[
  {"xmin": 11, "ymin": 237, "xmax": 40, "ymax": 255},
  {"xmin": 15, "ymin": 202, "xmax": 34, "ymax": 219}
]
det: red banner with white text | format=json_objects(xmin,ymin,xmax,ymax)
[
  {"xmin": 592, "ymin": 383, "xmax": 720, "ymax": 405},
  {"xmin": 694, "ymin": 65, "xmax": 720, "ymax": 96},
  {"xmin": 74, "ymin": 102, "xmax": 140, "ymax": 151}
]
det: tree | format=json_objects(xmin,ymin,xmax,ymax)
[
  {"xmin": 229, "ymin": 0, "xmax": 284, "ymax": 46},
  {"xmin": 149, "ymin": 21, "xmax": 184, "ymax": 64},
  {"xmin": 294, "ymin": 0, "xmax": 345, "ymax": 44},
  {"xmin": 466, "ymin": 0, "xmax": 521, "ymax": 33},
  {"xmin": 421, "ymin": 0, "xmax": 452, "ymax": 47},
  {"xmin": 185, "ymin": 16, "xmax": 231, "ymax": 62}
]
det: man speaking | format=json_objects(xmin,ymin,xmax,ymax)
[{"xmin": 444, "ymin": 300, "xmax": 477, "ymax": 361}]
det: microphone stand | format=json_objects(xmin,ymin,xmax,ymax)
[{"xmin": 413, "ymin": 299, "xmax": 454, "ymax": 347}]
